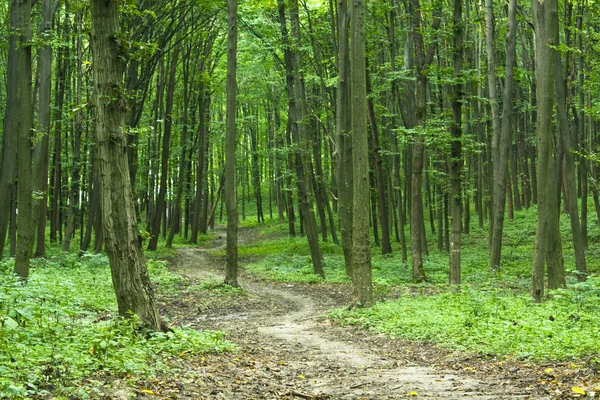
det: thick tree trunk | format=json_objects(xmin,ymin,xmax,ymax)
[
  {"xmin": 12, "ymin": 0, "xmax": 34, "ymax": 278},
  {"xmin": 0, "ymin": 1, "xmax": 22, "ymax": 258},
  {"xmin": 224, "ymin": 0, "xmax": 240, "ymax": 287},
  {"xmin": 90, "ymin": 0, "xmax": 166, "ymax": 331}
]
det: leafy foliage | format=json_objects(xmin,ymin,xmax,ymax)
[
  {"xmin": 330, "ymin": 280, "xmax": 600, "ymax": 361},
  {"xmin": 0, "ymin": 254, "xmax": 235, "ymax": 398}
]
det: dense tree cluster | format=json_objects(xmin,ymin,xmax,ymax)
[{"xmin": 1, "ymin": 0, "xmax": 599, "ymax": 325}]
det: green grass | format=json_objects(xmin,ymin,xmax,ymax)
[
  {"xmin": 0, "ymin": 252, "xmax": 236, "ymax": 399},
  {"xmin": 330, "ymin": 280, "xmax": 600, "ymax": 361}
]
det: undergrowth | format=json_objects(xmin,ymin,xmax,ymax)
[
  {"xmin": 0, "ymin": 253, "xmax": 235, "ymax": 399},
  {"xmin": 330, "ymin": 279, "xmax": 600, "ymax": 361}
]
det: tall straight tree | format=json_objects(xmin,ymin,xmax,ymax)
[
  {"xmin": 487, "ymin": 0, "xmax": 518, "ymax": 270},
  {"xmin": 531, "ymin": 0, "xmax": 565, "ymax": 302},
  {"xmin": 409, "ymin": 0, "xmax": 439, "ymax": 283},
  {"xmin": 0, "ymin": 0, "xmax": 22, "ymax": 259},
  {"xmin": 90, "ymin": 0, "xmax": 166, "ymax": 330},
  {"xmin": 289, "ymin": 0, "xmax": 325, "ymax": 278},
  {"xmin": 449, "ymin": 0, "xmax": 463, "ymax": 285},
  {"xmin": 350, "ymin": 0, "xmax": 373, "ymax": 307},
  {"xmin": 148, "ymin": 44, "xmax": 180, "ymax": 251},
  {"xmin": 224, "ymin": 0, "xmax": 239, "ymax": 287},
  {"xmin": 335, "ymin": 0, "xmax": 353, "ymax": 276},
  {"xmin": 11, "ymin": 0, "xmax": 34, "ymax": 278},
  {"xmin": 33, "ymin": 0, "xmax": 54, "ymax": 258}
]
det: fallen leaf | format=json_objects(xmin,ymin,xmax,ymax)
[
  {"xmin": 408, "ymin": 391, "xmax": 418, "ymax": 396},
  {"xmin": 544, "ymin": 368, "xmax": 554, "ymax": 374},
  {"xmin": 140, "ymin": 389, "xmax": 154, "ymax": 395},
  {"xmin": 572, "ymin": 387, "xmax": 586, "ymax": 395}
]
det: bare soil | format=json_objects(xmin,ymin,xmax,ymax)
[{"xmin": 129, "ymin": 227, "xmax": 598, "ymax": 399}]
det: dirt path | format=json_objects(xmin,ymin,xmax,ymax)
[{"xmin": 158, "ymin": 228, "xmax": 550, "ymax": 399}]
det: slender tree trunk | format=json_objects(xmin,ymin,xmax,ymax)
[
  {"xmin": 488, "ymin": 0, "xmax": 517, "ymax": 270},
  {"xmin": 148, "ymin": 45, "xmax": 179, "ymax": 250},
  {"xmin": 409, "ymin": 0, "xmax": 438, "ymax": 283},
  {"xmin": 167, "ymin": 47, "xmax": 192, "ymax": 248},
  {"xmin": 531, "ymin": 0, "xmax": 564, "ymax": 302},
  {"xmin": 449, "ymin": 0, "xmax": 463, "ymax": 285},
  {"xmin": 367, "ymin": 72, "xmax": 392, "ymax": 255},
  {"xmin": 555, "ymin": 30, "xmax": 587, "ymax": 280},
  {"xmin": 90, "ymin": 0, "xmax": 166, "ymax": 330},
  {"xmin": 224, "ymin": 0, "xmax": 240, "ymax": 287},
  {"xmin": 335, "ymin": 0, "xmax": 353, "ymax": 276},
  {"xmin": 33, "ymin": 0, "xmax": 54, "ymax": 258},
  {"xmin": 63, "ymin": 10, "xmax": 84, "ymax": 252},
  {"xmin": 350, "ymin": 0, "xmax": 373, "ymax": 308}
]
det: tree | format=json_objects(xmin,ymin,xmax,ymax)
[
  {"xmin": 531, "ymin": 0, "xmax": 565, "ymax": 302},
  {"xmin": 487, "ymin": 0, "xmax": 518, "ymax": 270},
  {"xmin": 224, "ymin": 0, "xmax": 240, "ymax": 287},
  {"xmin": 350, "ymin": 0, "xmax": 373, "ymax": 307},
  {"xmin": 449, "ymin": 0, "xmax": 464, "ymax": 285},
  {"xmin": 90, "ymin": 0, "xmax": 167, "ymax": 330},
  {"xmin": 409, "ymin": 0, "xmax": 439, "ymax": 283},
  {"xmin": 335, "ymin": 0, "xmax": 353, "ymax": 276},
  {"xmin": 12, "ymin": 0, "xmax": 34, "ymax": 278}
]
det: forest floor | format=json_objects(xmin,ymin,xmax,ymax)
[{"xmin": 128, "ymin": 227, "xmax": 594, "ymax": 399}]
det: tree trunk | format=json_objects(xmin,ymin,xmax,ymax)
[
  {"xmin": 555, "ymin": 31, "xmax": 587, "ymax": 280},
  {"xmin": 531, "ymin": 0, "xmax": 564, "ymax": 302},
  {"xmin": 335, "ymin": 0, "xmax": 353, "ymax": 276},
  {"xmin": 167, "ymin": 46, "xmax": 193, "ymax": 248},
  {"xmin": 90, "ymin": 0, "xmax": 166, "ymax": 330},
  {"xmin": 32, "ymin": 0, "xmax": 54, "ymax": 258},
  {"xmin": 63, "ymin": 10, "xmax": 84, "ymax": 252},
  {"xmin": 367, "ymin": 71, "xmax": 392, "ymax": 255},
  {"xmin": 148, "ymin": 45, "xmax": 179, "ymax": 250},
  {"xmin": 449, "ymin": 0, "xmax": 463, "ymax": 285},
  {"xmin": 12, "ymin": 0, "xmax": 34, "ymax": 278},
  {"xmin": 488, "ymin": 0, "xmax": 517, "ymax": 270},
  {"xmin": 408, "ymin": 0, "xmax": 438, "ymax": 283},
  {"xmin": 224, "ymin": 0, "xmax": 240, "ymax": 287},
  {"xmin": 350, "ymin": 0, "xmax": 373, "ymax": 308}
]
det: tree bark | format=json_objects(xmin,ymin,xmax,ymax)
[
  {"xmin": 12, "ymin": 0, "xmax": 34, "ymax": 278},
  {"xmin": 350, "ymin": 0, "xmax": 373, "ymax": 308},
  {"xmin": 224, "ymin": 0, "xmax": 240, "ymax": 287},
  {"xmin": 63, "ymin": 10, "xmax": 84, "ymax": 252},
  {"xmin": 449, "ymin": 0, "xmax": 463, "ymax": 285},
  {"xmin": 488, "ymin": 0, "xmax": 517, "ymax": 270},
  {"xmin": 148, "ymin": 45, "xmax": 179, "ymax": 250},
  {"xmin": 335, "ymin": 0, "xmax": 353, "ymax": 276},
  {"xmin": 33, "ymin": 0, "xmax": 54, "ymax": 258},
  {"xmin": 531, "ymin": 0, "xmax": 563, "ymax": 302},
  {"xmin": 90, "ymin": 0, "xmax": 166, "ymax": 330}
]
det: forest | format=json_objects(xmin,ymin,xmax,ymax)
[{"xmin": 1, "ymin": 0, "xmax": 600, "ymax": 397}]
